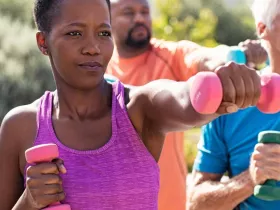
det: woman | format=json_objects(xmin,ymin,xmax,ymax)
[{"xmin": 0, "ymin": 0, "xmax": 262, "ymax": 209}]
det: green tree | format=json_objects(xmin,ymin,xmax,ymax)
[
  {"xmin": 0, "ymin": 0, "xmax": 34, "ymax": 25},
  {"xmin": 0, "ymin": 15, "xmax": 54, "ymax": 121},
  {"xmin": 152, "ymin": 0, "xmax": 257, "ymax": 46},
  {"xmin": 153, "ymin": 0, "xmax": 218, "ymax": 47}
]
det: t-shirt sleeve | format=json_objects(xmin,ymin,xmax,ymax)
[
  {"xmin": 193, "ymin": 117, "xmax": 229, "ymax": 174},
  {"xmin": 173, "ymin": 40, "xmax": 202, "ymax": 80}
]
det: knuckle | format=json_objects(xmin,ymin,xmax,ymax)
[
  {"xmin": 56, "ymin": 192, "xmax": 65, "ymax": 202},
  {"xmin": 26, "ymin": 177, "xmax": 34, "ymax": 187},
  {"xmin": 245, "ymin": 39, "xmax": 251, "ymax": 44},
  {"xmin": 61, "ymin": 192, "xmax": 66, "ymax": 200},
  {"xmin": 49, "ymin": 163, "xmax": 59, "ymax": 174},
  {"xmin": 251, "ymin": 152, "xmax": 258, "ymax": 161},
  {"xmin": 223, "ymin": 88, "xmax": 231, "ymax": 98},
  {"xmin": 240, "ymin": 64, "xmax": 247, "ymax": 69},
  {"xmin": 57, "ymin": 184, "xmax": 63, "ymax": 192},
  {"xmin": 235, "ymin": 90, "xmax": 243, "ymax": 100},
  {"xmin": 268, "ymin": 171, "xmax": 277, "ymax": 180},
  {"xmin": 254, "ymin": 144, "xmax": 263, "ymax": 152},
  {"xmin": 52, "ymin": 183, "xmax": 63, "ymax": 194},
  {"xmin": 216, "ymin": 65, "xmax": 227, "ymax": 74},
  {"xmin": 58, "ymin": 176, "xmax": 63, "ymax": 184},
  {"xmin": 52, "ymin": 175, "xmax": 61, "ymax": 184},
  {"xmin": 26, "ymin": 166, "xmax": 34, "ymax": 177},
  {"xmin": 227, "ymin": 61, "xmax": 236, "ymax": 67}
]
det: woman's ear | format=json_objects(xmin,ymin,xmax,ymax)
[{"xmin": 36, "ymin": 32, "xmax": 49, "ymax": 55}]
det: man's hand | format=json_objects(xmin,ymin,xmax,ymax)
[
  {"xmin": 238, "ymin": 39, "xmax": 268, "ymax": 67},
  {"xmin": 249, "ymin": 143, "xmax": 280, "ymax": 185}
]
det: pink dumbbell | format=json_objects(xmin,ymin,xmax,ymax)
[
  {"xmin": 190, "ymin": 72, "xmax": 280, "ymax": 114},
  {"xmin": 25, "ymin": 144, "xmax": 71, "ymax": 210}
]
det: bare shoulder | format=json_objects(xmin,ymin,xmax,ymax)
[
  {"xmin": 1, "ymin": 99, "xmax": 39, "ymax": 129},
  {"xmin": 0, "ymin": 98, "xmax": 41, "ymax": 153}
]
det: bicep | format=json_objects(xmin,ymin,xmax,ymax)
[{"xmin": 0, "ymin": 115, "xmax": 25, "ymax": 209}]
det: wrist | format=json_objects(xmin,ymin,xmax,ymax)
[
  {"xmin": 244, "ymin": 169, "xmax": 256, "ymax": 189},
  {"xmin": 13, "ymin": 189, "xmax": 40, "ymax": 210}
]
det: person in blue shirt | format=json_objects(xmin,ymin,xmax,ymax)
[{"xmin": 188, "ymin": 0, "xmax": 280, "ymax": 210}]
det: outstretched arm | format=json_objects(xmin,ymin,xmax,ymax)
[
  {"xmin": 182, "ymin": 39, "xmax": 267, "ymax": 75},
  {"xmin": 130, "ymin": 62, "xmax": 261, "ymax": 134}
]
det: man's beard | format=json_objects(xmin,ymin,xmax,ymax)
[{"xmin": 125, "ymin": 24, "xmax": 151, "ymax": 49}]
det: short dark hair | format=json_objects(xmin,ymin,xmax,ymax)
[{"xmin": 34, "ymin": 0, "xmax": 111, "ymax": 33}]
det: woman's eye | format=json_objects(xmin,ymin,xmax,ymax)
[
  {"xmin": 67, "ymin": 31, "xmax": 82, "ymax": 36},
  {"xmin": 98, "ymin": 31, "xmax": 111, "ymax": 37}
]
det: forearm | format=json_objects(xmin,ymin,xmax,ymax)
[
  {"xmin": 141, "ymin": 79, "xmax": 220, "ymax": 133},
  {"xmin": 187, "ymin": 45, "xmax": 228, "ymax": 73},
  {"xmin": 188, "ymin": 170, "xmax": 254, "ymax": 210}
]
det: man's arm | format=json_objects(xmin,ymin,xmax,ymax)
[
  {"xmin": 188, "ymin": 115, "xmax": 280, "ymax": 210},
  {"xmin": 188, "ymin": 170, "xmax": 254, "ymax": 210},
  {"xmin": 179, "ymin": 39, "xmax": 268, "ymax": 77},
  {"xmin": 187, "ymin": 118, "xmax": 255, "ymax": 210}
]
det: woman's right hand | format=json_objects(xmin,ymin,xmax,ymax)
[{"xmin": 24, "ymin": 158, "xmax": 67, "ymax": 209}]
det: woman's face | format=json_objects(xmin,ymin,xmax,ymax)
[{"xmin": 37, "ymin": 0, "xmax": 114, "ymax": 90}]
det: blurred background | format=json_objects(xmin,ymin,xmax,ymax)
[{"xmin": 0, "ymin": 0, "xmax": 257, "ymax": 171}]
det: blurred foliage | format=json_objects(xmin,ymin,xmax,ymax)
[
  {"xmin": 184, "ymin": 128, "xmax": 200, "ymax": 172},
  {"xmin": 153, "ymin": 0, "xmax": 257, "ymax": 46},
  {"xmin": 0, "ymin": 15, "xmax": 54, "ymax": 121},
  {"xmin": 0, "ymin": 0, "xmax": 34, "ymax": 25}
]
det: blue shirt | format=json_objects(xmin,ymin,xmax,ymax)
[{"xmin": 194, "ymin": 107, "xmax": 280, "ymax": 210}]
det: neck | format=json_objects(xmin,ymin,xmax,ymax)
[
  {"xmin": 115, "ymin": 43, "xmax": 150, "ymax": 59},
  {"xmin": 54, "ymin": 80, "xmax": 111, "ymax": 121}
]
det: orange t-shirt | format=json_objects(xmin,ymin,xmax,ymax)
[{"xmin": 107, "ymin": 38, "xmax": 201, "ymax": 210}]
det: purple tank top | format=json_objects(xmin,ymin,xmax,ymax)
[{"xmin": 24, "ymin": 81, "xmax": 159, "ymax": 210}]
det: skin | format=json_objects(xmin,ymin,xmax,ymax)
[
  {"xmin": 0, "ymin": 0, "xmax": 262, "ymax": 209},
  {"xmin": 111, "ymin": 0, "xmax": 152, "ymax": 58},
  {"xmin": 188, "ymin": 13, "xmax": 280, "ymax": 210}
]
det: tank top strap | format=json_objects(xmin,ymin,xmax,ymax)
[
  {"xmin": 112, "ymin": 80, "xmax": 126, "ymax": 110},
  {"xmin": 111, "ymin": 80, "xmax": 133, "ymax": 128},
  {"xmin": 35, "ymin": 91, "xmax": 54, "ymax": 145}
]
